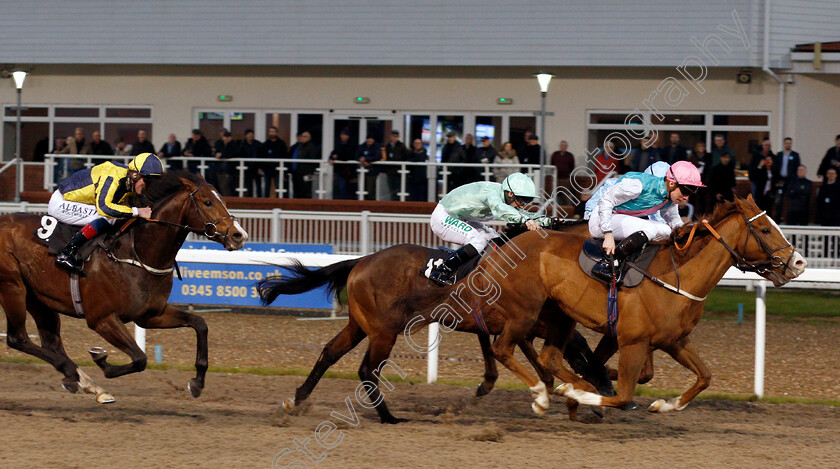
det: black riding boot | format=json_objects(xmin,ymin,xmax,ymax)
[
  {"xmin": 429, "ymin": 244, "xmax": 479, "ymax": 286},
  {"xmin": 55, "ymin": 231, "xmax": 89, "ymax": 275},
  {"xmin": 592, "ymin": 231, "xmax": 649, "ymax": 283}
]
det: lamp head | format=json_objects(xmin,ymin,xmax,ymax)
[
  {"xmin": 534, "ymin": 71, "xmax": 555, "ymax": 93},
  {"xmin": 12, "ymin": 71, "xmax": 26, "ymax": 90}
]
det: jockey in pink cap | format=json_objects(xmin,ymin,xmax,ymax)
[{"xmin": 588, "ymin": 160, "xmax": 705, "ymax": 281}]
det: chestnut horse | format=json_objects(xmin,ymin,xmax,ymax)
[
  {"xmin": 0, "ymin": 171, "xmax": 247, "ymax": 403},
  {"xmin": 395, "ymin": 196, "xmax": 806, "ymax": 416},
  {"xmin": 258, "ymin": 225, "xmax": 615, "ymax": 423}
]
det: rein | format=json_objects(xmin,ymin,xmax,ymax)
[
  {"xmin": 631, "ymin": 209, "xmax": 794, "ymax": 301},
  {"xmin": 673, "ymin": 210, "xmax": 794, "ymax": 274},
  {"xmin": 109, "ymin": 182, "xmax": 237, "ymax": 275}
]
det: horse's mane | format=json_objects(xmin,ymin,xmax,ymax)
[
  {"xmin": 140, "ymin": 170, "xmax": 205, "ymax": 207},
  {"xmin": 670, "ymin": 198, "xmax": 743, "ymax": 254}
]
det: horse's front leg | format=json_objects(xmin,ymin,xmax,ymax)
[
  {"xmin": 648, "ymin": 337, "xmax": 711, "ymax": 413},
  {"xmin": 475, "ymin": 333, "xmax": 498, "ymax": 397},
  {"xmin": 134, "ymin": 304, "xmax": 208, "ymax": 397},
  {"xmin": 556, "ymin": 340, "xmax": 648, "ymax": 409}
]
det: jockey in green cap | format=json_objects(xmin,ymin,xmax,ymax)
[{"xmin": 428, "ymin": 172, "xmax": 551, "ymax": 286}]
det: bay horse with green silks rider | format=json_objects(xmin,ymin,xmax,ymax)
[{"xmin": 393, "ymin": 196, "xmax": 805, "ymax": 416}]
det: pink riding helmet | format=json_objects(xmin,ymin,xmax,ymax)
[{"xmin": 665, "ymin": 160, "xmax": 706, "ymax": 187}]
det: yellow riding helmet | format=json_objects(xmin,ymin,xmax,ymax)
[{"xmin": 128, "ymin": 153, "xmax": 164, "ymax": 177}]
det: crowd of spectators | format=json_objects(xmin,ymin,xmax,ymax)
[{"xmin": 41, "ymin": 126, "xmax": 840, "ymax": 226}]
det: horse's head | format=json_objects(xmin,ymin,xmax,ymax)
[
  {"xmin": 145, "ymin": 171, "xmax": 248, "ymax": 251},
  {"xmin": 179, "ymin": 175, "xmax": 248, "ymax": 251},
  {"xmin": 731, "ymin": 195, "xmax": 806, "ymax": 286}
]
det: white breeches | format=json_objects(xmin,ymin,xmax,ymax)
[
  {"xmin": 588, "ymin": 210, "xmax": 672, "ymax": 242},
  {"xmin": 430, "ymin": 204, "xmax": 498, "ymax": 251},
  {"xmin": 47, "ymin": 190, "xmax": 114, "ymax": 226}
]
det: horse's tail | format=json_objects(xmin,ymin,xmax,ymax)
[{"xmin": 257, "ymin": 258, "xmax": 362, "ymax": 306}]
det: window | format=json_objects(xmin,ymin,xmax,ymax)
[
  {"xmin": 1, "ymin": 105, "xmax": 153, "ymax": 161},
  {"xmin": 587, "ymin": 110, "xmax": 771, "ymax": 170},
  {"xmin": 475, "ymin": 115, "xmax": 502, "ymax": 147}
]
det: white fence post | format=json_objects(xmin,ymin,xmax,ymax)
[
  {"xmin": 270, "ymin": 208, "xmax": 282, "ymax": 243},
  {"xmin": 754, "ymin": 280, "xmax": 767, "ymax": 398},
  {"xmin": 360, "ymin": 210, "xmax": 371, "ymax": 255},
  {"xmin": 427, "ymin": 322, "xmax": 439, "ymax": 383},
  {"xmin": 135, "ymin": 324, "xmax": 146, "ymax": 352}
]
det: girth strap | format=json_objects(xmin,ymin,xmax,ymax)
[{"xmin": 69, "ymin": 273, "xmax": 85, "ymax": 318}]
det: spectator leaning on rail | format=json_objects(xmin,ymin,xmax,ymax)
[
  {"xmin": 817, "ymin": 168, "xmax": 840, "ymax": 226},
  {"xmin": 88, "ymin": 130, "xmax": 113, "ymax": 156},
  {"xmin": 586, "ymin": 161, "xmax": 703, "ymax": 282},
  {"xmin": 406, "ymin": 139, "xmax": 429, "ymax": 202},
  {"xmin": 473, "ymin": 136, "xmax": 497, "ymax": 183},
  {"xmin": 711, "ymin": 134, "xmax": 735, "ymax": 167},
  {"xmin": 182, "ymin": 129, "xmax": 212, "ymax": 173},
  {"xmin": 240, "ymin": 129, "xmax": 266, "ymax": 197},
  {"xmin": 48, "ymin": 153, "xmax": 163, "ymax": 274},
  {"xmin": 132, "ymin": 130, "xmax": 155, "ymax": 156},
  {"xmin": 329, "ymin": 129, "xmax": 357, "ymax": 200},
  {"xmin": 662, "ymin": 132, "xmax": 688, "ymax": 164},
  {"xmin": 440, "ymin": 132, "xmax": 465, "ymax": 192},
  {"xmin": 492, "ymin": 141, "xmax": 519, "ymax": 182},
  {"xmin": 385, "ymin": 130, "xmax": 409, "ymax": 200},
  {"xmin": 785, "ymin": 165, "xmax": 812, "ymax": 226},
  {"xmin": 817, "ymin": 134, "xmax": 840, "ymax": 180},
  {"xmin": 212, "ymin": 131, "xmax": 238, "ymax": 196},
  {"xmin": 157, "ymin": 133, "xmax": 182, "ymax": 166},
  {"xmin": 750, "ymin": 139, "xmax": 776, "ymax": 213},
  {"xmin": 263, "ymin": 126, "xmax": 288, "ymax": 195},
  {"xmin": 630, "ymin": 134, "xmax": 660, "ymax": 172},
  {"xmin": 427, "ymin": 172, "xmax": 552, "ymax": 286},
  {"xmin": 355, "ymin": 134, "xmax": 381, "ymax": 200},
  {"xmin": 707, "ymin": 152, "xmax": 737, "ymax": 206},
  {"xmin": 550, "ymin": 140, "xmax": 574, "ymax": 189}
]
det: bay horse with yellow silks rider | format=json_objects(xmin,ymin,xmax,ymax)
[{"xmin": 0, "ymin": 170, "xmax": 247, "ymax": 403}]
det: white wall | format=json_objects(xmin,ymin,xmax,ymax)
[{"xmin": 0, "ymin": 65, "xmax": 792, "ymax": 165}]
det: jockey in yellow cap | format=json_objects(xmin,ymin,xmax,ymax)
[{"xmin": 47, "ymin": 153, "xmax": 164, "ymax": 274}]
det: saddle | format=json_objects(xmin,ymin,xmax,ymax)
[
  {"xmin": 32, "ymin": 215, "xmax": 124, "ymax": 263},
  {"xmin": 578, "ymin": 238, "xmax": 660, "ymax": 287}
]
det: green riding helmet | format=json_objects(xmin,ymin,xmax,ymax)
[{"xmin": 502, "ymin": 172, "xmax": 537, "ymax": 205}]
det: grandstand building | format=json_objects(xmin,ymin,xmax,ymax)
[{"xmin": 1, "ymin": 0, "xmax": 839, "ymax": 172}]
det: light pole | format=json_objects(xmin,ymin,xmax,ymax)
[
  {"xmin": 533, "ymin": 71, "xmax": 555, "ymax": 189},
  {"xmin": 12, "ymin": 71, "xmax": 27, "ymax": 203}
]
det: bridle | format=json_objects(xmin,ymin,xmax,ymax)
[
  {"xmin": 145, "ymin": 183, "xmax": 238, "ymax": 246},
  {"xmin": 675, "ymin": 210, "xmax": 795, "ymax": 277}
]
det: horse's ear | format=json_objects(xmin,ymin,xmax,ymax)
[
  {"xmin": 179, "ymin": 177, "xmax": 197, "ymax": 192},
  {"xmin": 745, "ymin": 193, "xmax": 754, "ymax": 203}
]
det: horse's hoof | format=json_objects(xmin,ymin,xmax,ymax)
[
  {"xmin": 96, "ymin": 392, "xmax": 115, "ymax": 404},
  {"xmin": 554, "ymin": 383, "xmax": 572, "ymax": 396},
  {"xmin": 531, "ymin": 402, "xmax": 547, "ymax": 417},
  {"xmin": 380, "ymin": 416, "xmax": 407, "ymax": 424},
  {"xmin": 592, "ymin": 406, "xmax": 606, "ymax": 419},
  {"xmin": 89, "ymin": 347, "xmax": 108, "ymax": 363},
  {"xmin": 476, "ymin": 381, "xmax": 493, "ymax": 397},
  {"xmin": 282, "ymin": 398, "xmax": 295, "ymax": 412},
  {"xmin": 62, "ymin": 378, "xmax": 79, "ymax": 394},
  {"xmin": 188, "ymin": 380, "xmax": 203, "ymax": 398}
]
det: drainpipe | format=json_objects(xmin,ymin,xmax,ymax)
[{"xmin": 763, "ymin": 0, "xmax": 785, "ymax": 149}]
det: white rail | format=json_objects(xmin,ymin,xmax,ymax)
[
  {"xmin": 38, "ymin": 154, "xmax": 555, "ymax": 203},
  {"xmin": 3, "ymin": 202, "xmax": 839, "ymax": 265}
]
